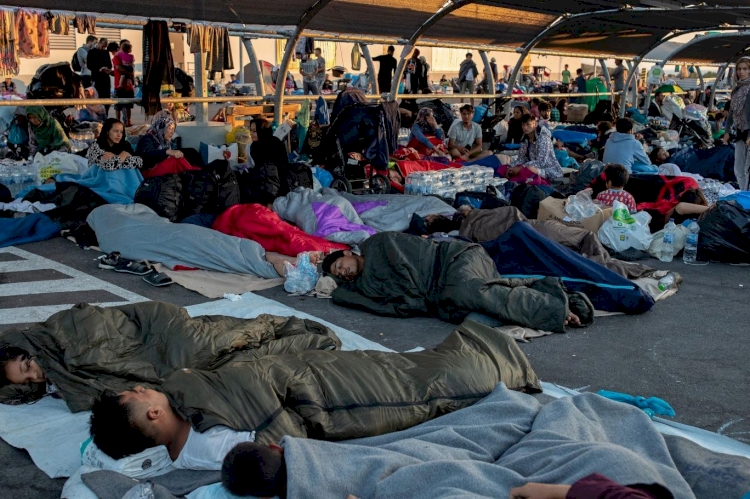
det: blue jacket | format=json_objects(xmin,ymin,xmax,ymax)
[{"xmin": 602, "ymin": 132, "xmax": 651, "ymax": 172}]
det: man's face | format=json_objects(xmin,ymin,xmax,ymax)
[
  {"xmin": 330, "ymin": 252, "xmax": 361, "ymax": 281},
  {"xmin": 460, "ymin": 110, "xmax": 472, "ymax": 124},
  {"xmin": 540, "ymin": 109, "xmax": 551, "ymax": 119},
  {"xmin": 522, "ymin": 119, "xmax": 536, "ymax": 135},
  {"xmin": 119, "ymin": 386, "xmax": 167, "ymax": 407}
]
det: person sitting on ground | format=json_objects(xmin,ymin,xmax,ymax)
[
  {"xmin": 448, "ymin": 104, "xmax": 491, "ymax": 161},
  {"xmin": 135, "ymin": 114, "xmax": 183, "ymax": 170},
  {"xmin": 590, "ymin": 121, "xmax": 614, "ymax": 160},
  {"xmin": 648, "ymin": 92, "xmax": 665, "ymax": 118},
  {"xmin": 506, "ymin": 105, "xmax": 529, "ymax": 144},
  {"xmin": 537, "ymin": 102, "xmax": 552, "ymax": 127},
  {"xmin": 595, "ymin": 164, "xmax": 637, "ymax": 213},
  {"xmin": 408, "ymin": 108, "xmax": 444, "ymax": 155},
  {"xmin": 88, "ymin": 320, "xmax": 541, "ymax": 464},
  {"xmin": 249, "ymin": 118, "xmax": 289, "ymax": 171},
  {"xmin": 439, "ymin": 75, "xmax": 449, "ymax": 87},
  {"xmin": 507, "ymin": 114, "xmax": 563, "ymax": 183},
  {"xmin": 78, "ymin": 87, "xmax": 107, "ymax": 123},
  {"xmin": 602, "ymin": 118, "xmax": 655, "ymax": 174},
  {"xmin": 86, "ymin": 118, "xmax": 143, "ymax": 171},
  {"xmin": 25, "ymin": 106, "xmax": 71, "ymax": 157},
  {"xmin": 549, "ymin": 99, "xmax": 561, "ymax": 122},
  {"xmin": 322, "ymin": 232, "xmax": 591, "ymax": 332},
  {"xmin": 1, "ymin": 76, "xmax": 16, "ymax": 94},
  {"xmin": 529, "ymin": 97, "xmax": 541, "ymax": 118}
]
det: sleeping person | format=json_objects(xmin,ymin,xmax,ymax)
[{"xmin": 88, "ymin": 321, "xmax": 540, "ymax": 466}]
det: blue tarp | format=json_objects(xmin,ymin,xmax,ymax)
[
  {"xmin": 17, "ymin": 166, "xmax": 142, "ymax": 204},
  {"xmin": 480, "ymin": 221, "xmax": 655, "ymax": 314},
  {"xmin": 551, "ymin": 129, "xmax": 596, "ymax": 147},
  {"xmin": 0, "ymin": 213, "xmax": 61, "ymax": 248},
  {"xmin": 670, "ymin": 144, "xmax": 735, "ymax": 182}
]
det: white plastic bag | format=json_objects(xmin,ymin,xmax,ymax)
[
  {"xmin": 649, "ymin": 224, "xmax": 688, "ymax": 259},
  {"xmin": 283, "ymin": 252, "xmax": 320, "ymax": 295},
  {"xmin": 80, "ymin": 437, "xmax": 173, "ymax": 479},
  {"xmin": 33, "ymin": 151, "xmax": 88, "ymax": 180},
  {"xmin": 598, "ymin": 200, "xmax": 653, "ymax": 252}
]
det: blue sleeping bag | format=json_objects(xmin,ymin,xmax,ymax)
[
  {"xmin": 0, "ymin": 213, "xmax": 61, "ymax": 248},
  {"xmin": 551, "ymin": 129, "xmax": 597, "ymax": 147},
  {"xmin": 481, "ymin": 221, "xmax": 655, "ymax": 314},
  {"xmin": 670, "ymin": 144, "xmax": 735, "ymax": 182}
]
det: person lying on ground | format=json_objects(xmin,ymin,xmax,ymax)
[
  {"xmin": 89, "ymin": 320, "xmax": 541, "ymax": 465},
  {"xmin": 509, "ymin": 474, "xmax": 673, "ymax": 499},
  {"xmin": 0, "ymin": 301, "xmax": 339, "ymax": 411},
  {"xmin": 649, "ymin": 146, "xmax": 671, "ymax": 166},
  {"xmin": 507, "ymin": 114, "xmax": 563, "ymax": 182},
  {"xmin": 26, "ymin": 105, "xmax": 71, "ymax": 157},
  {"xmin": 86, "ymin": 118, "xmax": 143, "ymax": 171},
  {"xmin": 448, "ymin": 104, "xmax": 492, "ymax": 161},
  {"xmin": 322, "ymin": 232, "xmax": 592, "ymax": 332},
  {"xmin": 595, "ymin": 164, "xmax": 637, "ymax": 213}
]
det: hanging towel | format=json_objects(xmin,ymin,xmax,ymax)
[
  {"xmin": 16, "ymin": 9, "xmax": 49, "ymax": 59},
  {"xmin": 205, "ymin": 26, "xmax": 233, "ymax": 73},
  {"xmin": 73, "ymin": 14, "xmax": 96, "ymax": 35},
  {"xmin": 0, "ymin": 8, "xmax": 18, "ymax": 76},
  {"xmin": 351, "ymin": 44, "xmax": 361, "ymax": 71},
  {"xmin": 47, "ymin": 12, "xmax": 72, "ymax": 35},
  {"xmin": 141, "ymin": 20, "xmax": 174, "ymax": 116},
  {"xmin": 187, "ymin": 23, "xmax": 209, "ymax": 54}
]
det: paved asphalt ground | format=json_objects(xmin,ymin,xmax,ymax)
[{"xmin": 1, "ymin": 236, "xmax": 749, "ymax": 498}]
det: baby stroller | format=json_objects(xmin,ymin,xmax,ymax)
[
  {"xmin": 314, "ymin": 96, "xmax": 400, "ymax": 194},
  {"xmin": 662, "ymin": 97, "xmax": 713, "ymax": 149}
]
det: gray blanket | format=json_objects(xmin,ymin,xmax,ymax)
[
  {"xmin": 338, "ymin": 191, "xmax": 455, "ymax": 232},
  {"xmin": 281, "ymin": 383, "xmax": 696, "ymax": 499},
  {"xmin": 87, "ymin": 204, "xmax": 279, "ymax": 278}
]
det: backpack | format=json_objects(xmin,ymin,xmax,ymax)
[
  {"xmin": 71, "ymin": 48, "xmax": 84, "ymax": 73},
  {"xmin": 134, "ymin": 175, "xmax": 182, "ymax": 222},
  {"xmin": 510, "ymin": 184, "xmax": 548, "ymax": 219}
]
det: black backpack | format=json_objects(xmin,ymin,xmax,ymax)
[
  {"xmin": 510, "ymin": 184, "xmax": 548, "ymax": 219},
  {"xmin": 134, "ymin": 175, "xmax": 182, "ymax": 222},
  {"xmin": 71, "ymin": 49, "xmax": 83, "ymax": 73}
]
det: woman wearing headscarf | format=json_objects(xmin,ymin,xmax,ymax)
[
  {"xmin": 249, "ymin": 118, "xmax": 289, "ymax": 171},
  {"xmin": 25, "ymin": 106, "xmax": 71, "ymax": 157},
  {"xmin": 78, "ymin": 87, "xmax": 107, "ymax": 123},
  {"xmin": 723, "ymin": 56, "xmax": 750, "ymax": 190},
  {"xmin": 87, "ymin": 118, "xmax": 143, "ymax": 171},
  {"xmin": 408, "ymin": 108, "xmax": 444, "ymax": 154},
  {"xmin": 135, "ymin": 114, "xmax": 182, "ymax": 171}
]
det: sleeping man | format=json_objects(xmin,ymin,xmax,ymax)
[
  {"xmin": 89, "ymin": 320, "xmax": 541, "ymax": 467},
  {"xmin": 322, "ymin": 232, "xmax": 594, "ymax": 333}
]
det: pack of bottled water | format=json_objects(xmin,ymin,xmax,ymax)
[
  {"xmin": 0, "ymin": 160, "xmax": 39, "ymax": 198},
  {"xmin": 405, "ymin": 166, "xmax": 495, "ymax": 200}
]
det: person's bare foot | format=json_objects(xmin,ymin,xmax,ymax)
[{"xmin": 564, "ymin": 311, "xmax": 581, "ymax": 326}]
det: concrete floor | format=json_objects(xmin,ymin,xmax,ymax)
[{"xmin": 1, "ymin": 236, "xmax": 749, "ymax": 498}]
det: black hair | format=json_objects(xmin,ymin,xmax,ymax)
[
  {"xmin": 86, "ymin": 35, "xmax": 97, "ymax": 44},
  {"xmin": 679, "ymin": 189, "xmax": 708, "ymax": 206},
  {"xmin": 538, "ymin": 102, "xmax": 550, "ymax": 112},
  {"xmin": 89, "ymin": 390, "xmax": 156, "ymax": 460},
  {"xmin": 576, "ymin": 68, "xmax": 583, "ymax": 74},
  {"xmin": 459, "ymin": 104, "xmax": 474, "ymax": 113},
  {"xmin": 0, "ymin": 345, "xmax": 30, "ymax": 387},
  {"xmin": 465, "ymin": 52, "xmax": 472, "ymax": 58},
  {"xmin": 321, "ymin": 250, "xmax": 347, "ymax": 274},
  {"xmin": 424, "ymin": 214, "xmax": 461, "ymax": 233},
  {"xmin": 387, "ymin": 46, "xmax": 395, "ymax": 52},
  {"xmin": 222, "ymin": 442, "xmax": 286, "ymax": 497},
  {"xmin": 107, "ymin": 42, "xmax": 119, "ymax": 53},
  {"xmin": 520, "ymin": 114, "xmax": 537, "ymax": 124},
  {"xmin": 649, "ymin": 147, "xmax": 666, "ymax": 165},
  {"xmin": 604, "ymin": 164, "xmax": 629, "ymax": 188},
  {"xmin": 97, "ymin": 118, "xmax": 130, "ymax": 154},
  {"xmin": 513, "ymin": 105, "xmax": 529, "ymax": 117},
  {"xmin": 615, "ymin": 118, "xmax": 633, "ymax": 134},
  {"xmin": 530, "ymin": 97, "xmax": 540, "ymax": 106}
]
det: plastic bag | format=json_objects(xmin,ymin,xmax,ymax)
[
  {"xmin": 33, "ymin": 151, "xmax": 88, "ymax": 180},
  {"xmin": 315, "ymin": 96, "xmax": 330, "ymax": 125},
  {"xmin": 8, "ymin": 117, "xmax": 28, "ymax": 145},
  {"xmin": 697, "ymin": 200, "xmax": 750, "ymax": 263},
  {"xmin": 598, "ymin": 200, "xmax": 653, "ymax": 252},
  {"xmin": 284, "ymin": 253, "xmax": 320, "ymax": 295},
  {"xmin": 565, "ymin": 191, "xmax": 601, "ymax": 220},
  {"xmin": 649, "ymin": 224, "xmax": 687, "ymax": 259},
  {"xmin": 122, "ymin": 483, "xmax": 155, "ymax": 499}
]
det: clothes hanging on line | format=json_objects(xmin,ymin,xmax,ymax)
[
  {"xmin": 206, "ymin": 26, "xmax": 233, "ymax": 73},
  {"xmin": 16, "ymin": 8, "xmax": 49, "ymax": 59},
  {"xmin": 187, "ymin": 23, "xmax": 209, "ymax": 54},
  {"xmin": 0, "ymin": 8, "xmax": 18, "ymax": 76},
  {"xmin": 73, "ymin": 14, "xmax": 96, "ymax": 35},
  {"xmin": 142, "ymin": 20, "xmax": 174, "ymax": 116},
  {"xmin": 46, "ymin": 12, "xmax": 73, "ymax": 35}
]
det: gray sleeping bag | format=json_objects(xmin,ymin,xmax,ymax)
[{"xmin": 87, "ymin": 204, "xmax": 279, "ymax": 278}]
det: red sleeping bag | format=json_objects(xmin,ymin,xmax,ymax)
[
  {"xmin": 142, "ymin": 157, "xmax": 201, "ymax": 179},
  {"xmin": 213, "ymin": 204, "xmax": 349, "ymax": 256}
]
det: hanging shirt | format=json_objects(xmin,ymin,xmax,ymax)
[{"xmin": 172, "ymin": 426, "xmax": 255, "ymax": 471}]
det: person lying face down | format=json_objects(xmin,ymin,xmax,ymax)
[
  {"xmin": 322, "ymin": 232, "xmax": 591, "ymax": 332},
  {"xmin": 89, "ymin": 320, "xmax": 542, "ymax": 465}
]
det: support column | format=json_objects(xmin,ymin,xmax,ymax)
[
  {"xmin": 389, "ymin": 45, "xmax": 412, "ymax": 101},
  {"xmin": 238, "ymin": 36, "xmax": 244, "ymax": 84},
  {"xmin": 599, "ymin": 59, "xmax": 611, "ymax": 92},
  {"xmin": 479, "ymin": 50, "xmax": 495, "ymax": 98},
  {"xmin": 696, "ymin": 66, "xmax": 705, "ymax": 105},
  {"xmin": 626, "ymin": 60, "xmax": 638, "ymax": 111},
  {"xmin": 194, "ymin": 52, "xmax": 208, "ymax": 123},
  {"xmin": 360, "ymin": 43, "xmax": 378, "ymax": 94},
  {"xmin": 708, "ymin": 64, "xmax": 727, "ymax": 110},
  {"xmin": 243, "ymin": 38, "xmax": 266, "ymax": 97},
  {"xmin": 620, "ymin": 57, "xmax": 641, "ymax": 118}
]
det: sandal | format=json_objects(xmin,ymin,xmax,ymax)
[
  {"xmin": 143, "ymin": 272, "xmax": 173, "ymax": 287},
  {"xmin": 115, "ymin": 260, "xmax": 153, "ymax": 276},
  {"xmin": 98, "ymin": 252, "xmax": 122, "ymax": 270}
]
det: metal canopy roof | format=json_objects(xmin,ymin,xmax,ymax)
[{"xmin": 660, "ymin": 32, "xmax": 750, "ymax": 65}]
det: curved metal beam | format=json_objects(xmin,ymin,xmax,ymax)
[
  {"xmin": 242, "ymin": 38, "xmax": 266, "ymax": 97},
  {"xmin": 659, "ymin": 30, "xmax": 750, "ymax": 68},
  {"xmin": 274, "ymin": 0, "xmax": 336, "ymax": 123},
  {"xmin": 599, "ymin": 59, "xmax": 612, "ymax": 92},
  {"xmin": 695, "ymin": 66, "xmax": 705, "ymax": 103},
  {"xmin": 360, "ymin": 44, "xmax": 379, "ymax": 94},
  {"xmin": 479, "ymin": 50, "xmax": 495, "ymax": 98},
  {"xmin": 389, "ymin": 0, "xmax": 472, "ymax": 100},
  {"xmin": 708, "ymin": 63, "xmax": 728, "ymax": 110}
]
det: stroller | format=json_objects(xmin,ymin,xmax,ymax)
[
  {"xmin": 662, "ymin": 97, "xmax": 713, "ymax": 149},
  {"xmin": 314, "ymin": 91, "xmax": 400, "ymax": 194}
]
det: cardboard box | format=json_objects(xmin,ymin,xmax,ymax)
[{"xmin": 537, "ymin": 197, "xmax": 612, "ymax": 234}]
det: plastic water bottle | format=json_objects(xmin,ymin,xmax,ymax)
[
  {"xmin": 657, "ymin": 273, "xmax": 676, "ymax": 291},
  {"xmin": 683, "ymin": 220, "xmax": 700, "ymax": 264},
  {"xmin": 659, "ymin": 219, "xmax": 677, "ymax": 263},
  {"xmin": 121, "ymin": 482, "xmax": 155, "ymax": 499}
]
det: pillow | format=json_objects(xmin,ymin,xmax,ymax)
[
  {"xmin": 80, "ymin": 437, "xmax": 174, "ymax": 479},
  {"xmin": 199, "ymin": 142, "xmax": 239, "ymax": 166}
]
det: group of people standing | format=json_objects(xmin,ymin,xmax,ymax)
[
  {"xmin": 297, "ymin": 47, "xmax": 328, "ymax": 96},
  {"xmin": 75, "ymin": 36, "xmax": 136, "ymax": 125}
]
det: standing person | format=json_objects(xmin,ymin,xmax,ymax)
[
  {"xmin": 76, "ymin": 35, "xmax": 97, "ymax": 88},
  {"xmin": 372, "ymin": 46, "xmax": 397, "ymax": 94},
  {"xmin": 458, "ymin": 53, "xmax": 479, "ymax": 105},
  {"xmin": 724, "ymin": 56, "xmax": 750, "ymax": 190},
  {"xmin": 314, "ymin": 48, "xmax": 326, "ymax": 93},
  {"xmin": 113, "ymin": 41, "xmax": 135, "ymax": 127},
  {"xmin": 404, "ymin": 49, "xmax": 423, "ymax": 94},
  {"xmin": 418, "ymin": 55, "xmax": 430, "ymax": 91},
  {"xmin": 648, "ymin": 92, "xmax": 665, "ymax": 117},
  {"xmin": 298, "ymin": 51, "xmax": 320, "ymax": 96},
  {"xmin": 561, "ymin": 64, "xmax": 571, "ymax": 88},
  {"xmin": 575, "ymin": 68, "xmax": 592, "ymax": 103},
  {"xmin": 87, "ymin": 38, "xmax": 113, "ymax": 117},
  {"xmin": 611, "ymin": 59, "xmax": 626, "ymax": 95}
]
